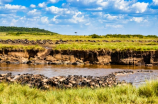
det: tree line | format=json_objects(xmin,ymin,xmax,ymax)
[
  {"xmin": 0, "ymin": 26, "xmax": 56, "ymax": 34},
  {"xmin": 90, "ymin": 34, "xmax": 157, "ymax": 38}
]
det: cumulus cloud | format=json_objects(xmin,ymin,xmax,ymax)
[
  {"xmin": 131, "ymin": 2, "xmax": 148, "ymax": 13},
  {"xmin": 30, "ymin": 4, "xmax": 36, "ymax": 8},
  {"xmin": 4, "ymin": 4, "xmax": 26, "ymax": 10},
  {"xmin": 46, "ymin": 6, "xmax": 86, "ymax": 24},
  {"xmin": 0, "ymin": 0, "xmax": 12, "ymax": 4},
  {"xmin": 46, "ymin": 6, "xmax": 75, "ymax": 15},
  {"xmin": 51, "ymin": 15, "xmax": 60, "ymax": 23},
  {"xmin": 69, "ymin": 12, "xmax": 85, "ymax": 23},
  {"xmin": 104, "ymin": 14, "xmax": 124, "ymax": 20},
  {"xmin": 38, "ymin": 2, "xmax": 46, "ymax": 8},
  {"xmin": 49, "ymin": 0, "xmax": 59, "ymax": 3},
  {"xmin": 65, "ymin": 0, "xmax": 149, "ymax": 14},
  {"xmin": 27, "ymin": 9, "xmax": 41, "ymax": 17},
  {"xmin": 41, "ymin": 16, "xmax": 49, "ymax": 24},
  {"xmin": 153, "ymin": 0, "xmax": 158, "ymax": 5},
  {"xmin": 86, "ymin": 7, "xmax": 103, "ymax": 11},
  {"xmin": 114, "ymin": 0, "xmax": 130, "ymax": 11},
  {"xmin": 66, "ymin": 0, "xmax": 108, "ymax": 8},
  {"xmin": 105, "ymin": 24, "xmax": 123, "ymax": 28},
  {"xmin": 130, "ymin": 17, "xmax": 144, "ymax": 23}
]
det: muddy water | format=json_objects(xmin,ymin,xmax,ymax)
[{"xmin": 0, "ymin": 64, "xmax": 158, "ymax": 87}]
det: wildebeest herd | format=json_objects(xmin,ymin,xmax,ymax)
[
  {"xmin": 0, "ymin": 39, "xmax": 158, "ymax": 45},
  {"xmin": 0, "ymin": 71, "xmax": 136, "ymax": 90}
]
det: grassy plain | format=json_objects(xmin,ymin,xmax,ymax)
[
  {"xmin": 55, "ymin": 42, "xmax": 158, "ymax": 51},
  {"xmin": 0, "ymin": 32, "xmax": 157, "ymax": 41},
  {"xmin": 0, "ymin": 81, "xmax": 158, "ymax": 104},
  {"xmin": 1, "ymin": 32, "xmax": 158, "ymax": 51},
  {"xmin": 0, "ymin": 44, "xmax": 44, "ymax": 50}
]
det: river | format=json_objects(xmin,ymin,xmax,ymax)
[{"xmin": 0, "ymin": 64, "xmax": 158, "ymax": 87}]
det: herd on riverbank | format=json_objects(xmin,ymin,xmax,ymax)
[
  {"xmin": 0, "ymin": 39, "xmax": 158, "ymax": 45},
  {"xmin": 0, "ymin": 70, "xmax": 153, "ymax": 90}
]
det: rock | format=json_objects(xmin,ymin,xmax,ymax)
[
  {"xmin": 145, "ymin": 64, "xmax": 153, "ymax": 67},
  {"xmin": 62, "ymin": 61, "xmax": 71, "ymax": 65},
  {"xmin": 72, "ymin": 62, "xmax": 83, "ymax": 65},
  {"xmin": 120, "ymin": 58, "xmax": 143, "ymax": 65},
  {"xmin": 21, "ymin": 58, "xmax": 29, "ymax": 64},
  {"xmin": 50, "ymin": 61, "xmax": 62, "ymax": 65}
]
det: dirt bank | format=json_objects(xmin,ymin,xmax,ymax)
[{"xmin": 0, "ymin": 49, "xmax": 157, "ymax": 66}]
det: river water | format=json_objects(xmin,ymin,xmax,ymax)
[{"xmin": 0, "ymin": 64, "xmax": 158, "ymax": 87}]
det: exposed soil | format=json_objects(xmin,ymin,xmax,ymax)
[{"xmin": 0, "ymin": 48, "xmax": 157, "ymax": 66}]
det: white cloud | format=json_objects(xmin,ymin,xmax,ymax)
[
  {"xmin": 130, "ymin": 17, "xmax": 144, "ymax": 23},
  {"xmin": 106, "ymin": 24, "xmax": 123, "ymax": 28},
  {"xmin": 96, "ymin": 0, "xmax": 108, "ymax": 7},
  {"xmin": 27, "ymin": 9, "xmax": 41, "ymax": 17},
  {"xmin": 38, "ymin": 2, "xmax": 46, "ymax": 8},
  {"xmin": 4, "ymin": 4, "xmax": 26, "ymax": 10},
  {"xmin": 51, "ymin": 15, "xmax": 59, "ymax": 23},
  {"xmin": 49, "ymin": 0, "xmax": 59, "ymax": 3},
  {"xmin": 46, "ymin": 6, "xmax": 75, "ymax": 15},
  {"xmin": 67, "ymin": 0, "xmax": 108, "ymax": 7},
  {"xmin": 85, "ymin": 22, "xmax": 91, "ymax": 25},
  {"xmin": 131, "ymin": 2, "xmax": 148, "ymax": 13},
  {"xmin": 30, "ymin": 4, "xmax": 36, "ymax": 8},
  {"xmin": 86, "ymin": 7, "xmax": 103, "ymax": 10},
  {"xmin": 10, "ymin": 18, "xmax": 18, "ymax": 26},
  {"xmin": 104, "ymin": 14, "xmax": 124, "ymax": 20},
  {"xmin": 69, "ymin": 12, "xmax": 85, "ymax": 23},
  {"xmin": 41, "ymin": 16, "xmax": 49, "ymax": 24},
  {"xmin": 0, "ymin": 0, "xmax": 12, "ymax": 4},
  {"xmin": 153, "ymin": 0, "xmax": 158, "ymax": 5},
  {"xmin": 66, "ymin": 0, "xmax": 150, "ymax": 14},
  {"xmin": 114, "ymin": 0, "xmax": 130, "ymax": 11}
]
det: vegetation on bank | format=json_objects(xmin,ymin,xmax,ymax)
[
  {"xmin": 0, "ymin": 31, "xmax": 158, "ymax": 40},
  {"xmin": 0, "ymin": 44, "xmax": 44, "ymax": 50},
  {"xmin": 55, "ymin": 42, "xmax": 158, "ymax": 51},
  {"xmin": 0, "ymin": 28, "xmax": 158, "ymax": 51},
  {"xmin": 0, "ymin": 81, "xmax": 158, "ymax": 104},
  {"xmin": 90, "ymin": 34, "xmax": 158, "ymax": 38}
]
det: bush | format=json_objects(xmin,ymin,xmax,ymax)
[{"xmin": 90, "ymin": 34, "xmax": 102, "ymax": 38}]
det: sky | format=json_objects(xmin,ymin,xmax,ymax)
[{"xmin": 0, "ymin": 0, "xmax": 158, "ymax": 35}]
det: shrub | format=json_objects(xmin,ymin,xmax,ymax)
[{"xmin": 90, "ymin": 34, "xmax": 102, "ymax": 38}]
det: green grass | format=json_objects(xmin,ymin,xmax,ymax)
[
  {"xmin": 0, "ymin": 44, "xmax": 44, "ymax": 50},
  {"xmin": 1, "ymin": 32, "xmax": 158, "ymax": 51},
  {"xmin": 0, "ymin": 81, "xmax": 158, "ymax": 104},
  {"xmin": 55, "ymin": 42, "xmax": 158, "ymax": 51},
  {"xmin": 0, "ymin": 32, "xmax": 158, "ymax": 41}
]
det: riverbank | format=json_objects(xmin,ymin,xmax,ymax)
[
  {"xmin": 0, "ymin": 48, "xmax": 158, "ymax": 66},
  {"xmin": 0, "ymin": 81, "xmax": 158, "ymax": 104}
]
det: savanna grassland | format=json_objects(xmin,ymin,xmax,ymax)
[
  {"xmin": 1, "ymin": 31, "xmax": 158, "ymax": 51},
  {"xmin": 0, "ymin": 81, "xmax": 158, "ymax": 104}
]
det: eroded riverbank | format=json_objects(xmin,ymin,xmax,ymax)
[{"xmin": 0, "ymin": 49, "xmax": 158, "ymax": 66}]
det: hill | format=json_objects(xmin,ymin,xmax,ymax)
[{"xmin": 0, "ymin": 26, "xmax": 56, "ymax": 34}]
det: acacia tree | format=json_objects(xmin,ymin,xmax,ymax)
[{"xmin": 75, "ymin": 32, "xmax": 77, "ymax": 35}]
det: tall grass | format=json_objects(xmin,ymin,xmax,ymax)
[
  {"xmin": 0, "ymin": 81, "xmax": 158, "ymax": 104},
  {"xmin": 0, "ymin": 32, "xmax": 158, "ymax": 41},
  {"xmin": 55, "ymin": 42, "xmax": 158, "ymax": 51},
  {"xmin": 0, "ymin": 44, "xmax": 44, "ymax": 50},
  {"xmin": 1, "ymin": 32, "xmax": 158, "ymax": 51}
]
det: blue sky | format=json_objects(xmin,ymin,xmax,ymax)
[{"xmin": 0, "ymin": 0, "xmax": 158, "ymax": 35}]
